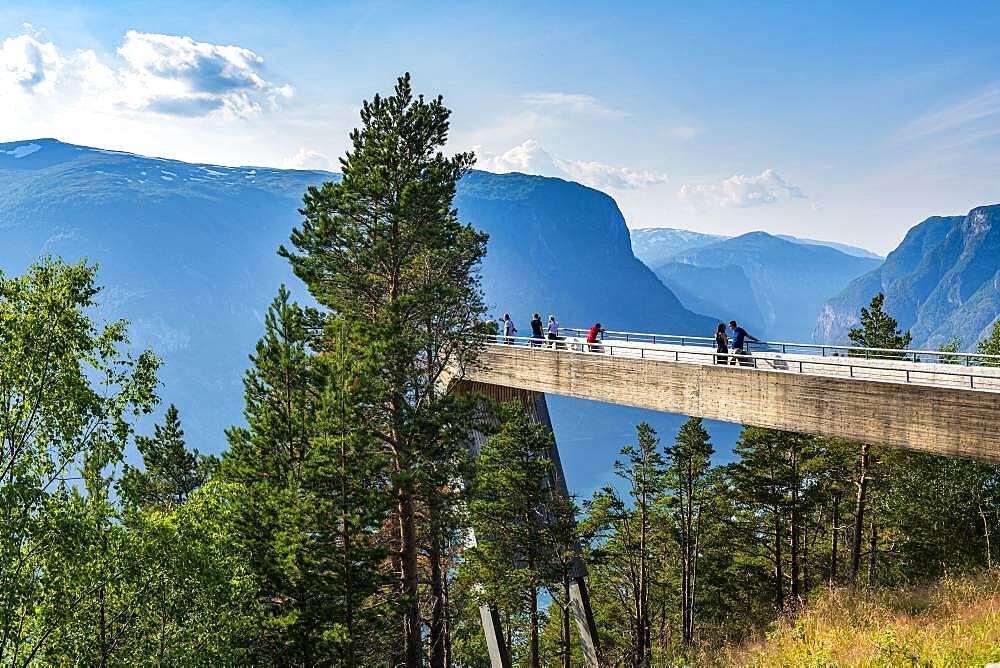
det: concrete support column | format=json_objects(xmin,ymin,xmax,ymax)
[
  {"xmin": 454, "ymin": 380, "xmax": 602, "ymax": 667},
  {"xmin": 479, "ymin": 603, "xmax": 511, "ymax": 668},
  {"xmin": 569, "ymin": 575, "xmax": 600, "ymax": 667}
]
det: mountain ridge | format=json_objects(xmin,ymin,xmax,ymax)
[
  {"xmin": 816, "ymin": 206, "xmax": 1000, "ymax": 349},
  {"xmin": 0, "ymin": 137, "xmax": 724, "ymax": 491},
  {"xmin": 647, "ymin": 231, "xmax": 881, "ymax": 340},
  {"xmin": 630, "ymin": 226, "xmax": 882, "ymax": 270}
]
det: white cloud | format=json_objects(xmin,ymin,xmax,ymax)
[
  {"xmin": 669, "ymin": 125, "xmax": 700, "ymax": 140},
  {"xmin": 280, "ymin": 148, "xmax": 334, "ymax": 171},
  {"xmin": 476, "ymin": 139, "xmax": 667, "ymax": 191},
  {"xmin": 0, "ymin": 28, "xmax": 291, "ymax": 119},
  {"xmin": 113, "ymin": 31, "xmax": 292, "ymax": 117},
  {"xmin": 679, "ymin": 169, "xmax": 805, "ymax": 209},
  {"xmin": 896, "ymin": 83, "xmax": 1000, "ymax": 143},
  {"xmin": 519, "ymin": 92, "xmax": 626, "ymax": 118},
  {"xmin": 0, "ymin": 34, "xmax": 65, "ymax": 95}
]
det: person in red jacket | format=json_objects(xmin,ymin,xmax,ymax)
[{"xmin": 586, "ymin": 322, "xmax": 604, "ymax": 352}]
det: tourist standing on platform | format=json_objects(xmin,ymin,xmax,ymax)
[
  {"xmin": 586, "ymin": 322, "xmax": 604, "ymax": 352},
  {"xmin": 502, "ymin": 313, "xmax": 517, "ymax": 344},
  {"xmin": 715, "ymin": 322, "xmax": 729, "ymax": 364},
  {"xmin": 729, "ymin": 320, "xmax": 758, "ymax": 366},
  {"xmin": 530, "ymin": 312, "xmax": 544, "ymax": 346},
  {"xmin": 546, "ymin": 315, "xmax": 560, "ymax": 348}
]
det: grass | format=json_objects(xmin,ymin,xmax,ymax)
[{"xmin": 704, "ymin": 571, "xmax": 1000, "ymax": 667}]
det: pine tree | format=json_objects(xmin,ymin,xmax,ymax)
[
  {"xmin": 848, "ymin": 292, "xmax": 912, "ymax": 355},
  {"xmin": 583, "ymin": 422, "xmax": 665, "ymax": 666},
  {"xmin": 222, "ymin": 288, "xmax": 393, "ymax": 664},
  {"xmin": 665, "ymin": 417, "xmax": 715, "ymax": 645},
  {"xmin": 280, "ymin": 73, "xmax": 487, "ymax": 663},
  {"xmin": 121, "ymin": 405, "xmax": 217, "ymax": 509},
  {"xmin": 978, "ymin": 319, "xmax": 1000, "ymax": 363},
  {"xmin": 845, "ymin": 293, "xmax": 910, "ymax": 585},
  {"xmin": 464, "ymin": 402, "xmax": 576, "ymax": 668}
]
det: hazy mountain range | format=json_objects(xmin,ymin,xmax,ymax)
[
  {"xmin": 632, "ymin": 229, "xmax": 883, "ymax": 340},
  {"xmin": 0, "ymin": 139, "xmax": 724, "ymax": 495},
  {"xmin": 630, "ymin": 226, "xmax": 882, "ymax": 269},
  {"xmin": 816, "ymin": 205, "xmax": 1000, "ymax": 350},
  {"xmin": 5, "ymin": 138, "xmax": 999, "ymax": 492}
]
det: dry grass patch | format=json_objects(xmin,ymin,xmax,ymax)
[{"xmin": 706, "ymin": 571, "xmax": 1000, "ymax": 667}]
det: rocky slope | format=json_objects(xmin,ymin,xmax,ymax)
[{"xmin": 815, "ymin": 206, "xmax": 1000, "ymax": 349}]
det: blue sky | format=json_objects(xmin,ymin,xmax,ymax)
[{"xmin": 3, "ymin": 1, "xmax": 1000, "ymax": 252}]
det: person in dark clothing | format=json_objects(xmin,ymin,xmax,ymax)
[
  {"xmin": 586, "ymin": 322, "xmax": 604, "ymax": 352},
  {"xmin": 715, "ymin": 322, "xmax": 729, "ymax": 364},
  {"xmin": 530, "ymin": 312, "xmax": 544, "ymax": 346},
  {"xmin": 729, "ymin": 320, "xmax": 758, "ymax": 367}
]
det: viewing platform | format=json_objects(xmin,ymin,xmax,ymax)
[{"xmin": 459, "ymin": 328, "xmax": 1000, "ymax": 463}]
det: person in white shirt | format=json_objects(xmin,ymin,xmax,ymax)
[
  {"xmin": 502, "ymin": 313, "xmax": 517, "ymax": 344},
  {"xmin": 546, "ymin": 315, "xmax": 559, "ymax": 348}
]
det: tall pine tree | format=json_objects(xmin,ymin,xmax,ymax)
[
  {"xmin": 222, "ymin": 287, "xmax": 392, "ymax": 664},
  {"xmin": 280, "ymin": 73, "xmax": 488, "ymax": 663},
  {"xmin": 846, "ymin": 293, "xmax": 911, "ymax": 585}
]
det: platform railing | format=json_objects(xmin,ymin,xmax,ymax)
[
  {"xmin": 479, "ymin": 331, "xmax": 1000, "ymax": 391},
  {"xmin": 553, "ymin": 327, "xmax": 1000, "ymax": 367}
]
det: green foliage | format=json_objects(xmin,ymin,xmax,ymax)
[
  {"xmin": 938, "ymin": 337, "xmax": 962, "ymax": 364},
  {"xmin": 848, "ymin": 292, "xmax": 912, "ymax": 355},
  {"xmin": 120, "ymin": 404, "xmax": 217, "ymax": 509},
  {"xmin": 221, "ymin": 288, "xmax": 394, "ymax": 665},
  {"xmin": 583, "ymin": 422, "xmax": 668, "ymax": 665},
  {"xmin": 280, "ymin": 72, "xmax": 489, "ymax": 662},
  {"xmin": 0, "ymin": 258, "xmax": 160, "ymax": 663},
  {"xmin": 978, "ymin": 318, "xmax": 1000, "ymax": 364},
  {"xmin": 464, "ymin": 401, "xmax": 577, "ymax": 667},
  {"xmin": 665, "ymin": 417, "xmax": 717, "ymax": 647}
]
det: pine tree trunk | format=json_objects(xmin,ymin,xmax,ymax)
[
  {"xmin": 638, "ymin": 488, "xmax": 648, "ymax": 667},
  {"xmin": 791, "ymin": 493, "xmax": 800, "ymax": 605},
  {"xmin": 867, "ymin": 520, "xmax": 877, "ymax": 586},
  {"xmin": 444, "ymin": 564, "xmax": 453, "ymax": 668},
  {"xmin": 399, "ymin": 492, "xmax": 423, "ymax": 666},
  {"xmin": 505, "ymin": 612, "xmax": 513, "ymax": 666},
  {"xmin": 681, "ymin": 472, "xmax": 694, "ymax": 646},
  {"xmin": 429, "ymin": 536, "xmax": 446, "ymax": 668},
  {"xmin": 803, "ymin": 516, "xmax": 811, "ymax": 598},
  {"xmin": 830, "ymin": 492, "xmax": 840, "ymax": 586},
  {"xmin": 774, "ymin": 503, "xmax": 784, "ymax": 611},
  {"xmin": 980, "ymin": 501, "xmax": 993, "ymax": 569},
  {"xmin": 530, "ymin": 577, "xmax": 540, "ymax": 668},
  {"xmin": 849, "ymin": 444, "xmax": 870, "ymax": 585}
]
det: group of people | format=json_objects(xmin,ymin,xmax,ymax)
[
  {"xmin": 496, "ymin": 313, "xmax": 758, "ymax": 365},
  {"xmin": 715, "ymin": 320, "xmax": 758, "ymax": 366},
  {"xmin": 499, "ymin": 313, "xmax": 605, "ymax": 350}
]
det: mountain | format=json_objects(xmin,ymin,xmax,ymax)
[
  {"xmin": 816, "ymin": 206, "xmax": 1000, "ymax": 350},
  {"xmin": 456, "ymin": 172, "xmax": 714, "ymax": 334},
  {"xmin": 630, "ymin": 227, "xmax": 882, "ymax": 269},
  {"xmin": 662, "ymin": 232, "xmax": 882, "ymax": 341},
  {"xmin": 651, "ymin": 262, "xmax": 766, "ymax": 335},
  {"xmin": 0, "ymin": 139, "xmax": 724, "ymax": 493},
  {"xmin": 774, "ymin": 235, "xmax": 883, "ymax": 260},
  {"xmin": 629, "ymin": 227, "xmax": 726, "ymax": 267}
]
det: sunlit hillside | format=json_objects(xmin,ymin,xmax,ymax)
[{"xmin": 707, "ymin": 571, "xmax": 1000, "ymax": 667}]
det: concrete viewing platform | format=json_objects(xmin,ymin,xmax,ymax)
[{"xmin": 459, "ymin": 328, "xmax": 1000, "ymax": 463}]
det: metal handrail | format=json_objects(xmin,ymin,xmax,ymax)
[
  {"xmin": 479, "ymin": 333, "xmax": 1000, "ymax": 391},
  {"xmin": 553, "ymin": 327, "xmax": 1000, "ymax": 366}
]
